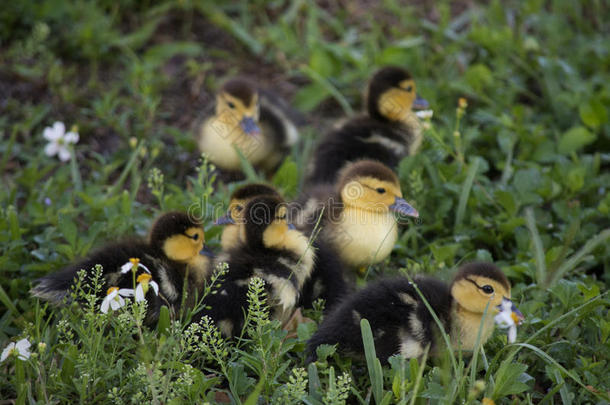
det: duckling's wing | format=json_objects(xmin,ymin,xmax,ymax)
[
  {"xmin": 306, "ymin": 119, "xmax": 408, "ymax": 185},
  {"xmin": 30, "ymin": 242, "xmax": 154, "ymax": 303},
  {"xmin": 300, "ymin": 240, "xmax": 350, "ymax": 311}
]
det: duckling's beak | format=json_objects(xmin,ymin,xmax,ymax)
[
  {"xmin": 496, "ymin": 298, "xmax": 524, "ymax": 324},
  {"xmin": 240, "ymin": 116, "xmax": 261, "ymax": 136},
  {"xmin": 389, "ymin": 197, "xmax": 419, "ymax": 218},
  {"xmin": 412, "ymin": 95, "xmax": 429, "ymax": 110},
  {"xmin": 214, "ymin": 213, "xmax": 235, "ymax": 225},
  {"xmin": 199, "ymin": 245, "xmax": 215, "ymax": 257}
]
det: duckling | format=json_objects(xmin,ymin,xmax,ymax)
[
  {"xmin": 196, "ymin": 195, "xmax": 315, "ymax": 337},
  {"xmin": 215, "ymin": 183, "xmax": 281, "ymax": 250},
  {"xmin": 198, "ymin": 77, "xmax": 299, "ymax": 177},
  {"xmin": 214, "ymin": 183, "xmax": 348, "ymax": 312},
  {"xmin": 297, "ymin": 160, "xmax": 418, "ymax": 273},
  {"xmin": 306, "ymin": 66, "xmax": 429, "ymax": 185},
  {"xmin": 31, "ymin": 212, "xmax": 211, "ymax": 325},
  {"xmin": 307, "ymin": 262, "xmax": 524, "ymax": 364}
]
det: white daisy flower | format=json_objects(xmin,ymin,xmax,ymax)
[
  {"xmin": 415, "ymin": 109, "xmax": 434, "ymax": 120},
  {"xmin": 494, "ymin": 297, "xmax": 524, "ymax": 343},
  {"xmin": 120, "ymin": 257, "xmax": 151, "ymax": 274},
  {"xmin": 135, "ymin": 273, "xmax": 159, "ymax": 302},
  {"xmin": 1, "ymin": 338, "xmax": 32, "ymax": 362},
  {"xmin": 43, "ymin": 121, "xmax": 79, "ymax": 162},
  {"xmin": 100, "ymin": 287, "xmax": 134, "ymax": 313}
]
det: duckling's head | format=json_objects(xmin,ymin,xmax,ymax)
[
  {"xmin": 241, "ymin": 195, "xmax": 295, "ymax": 250},
  {"xmin": 149, "ymin": 212, "xmax": 205, "ymax": 263},
  {"xmin": 366, "ymin": 66, "xmax": 429, "ymax": 122},
  {"xmin": 450, "ymin": 262, "xmax": 519, "ymax": 317},
  {"xmin": 215, "ymin": 78, "xmax": 260, "ymax": 136},
  {"xmin": 216, "ymin": 183, "xmax": 281, "ymax": 226},
  {"xmin": 336, "ymin": 160, "xmax": 419, "ymax": 217}
]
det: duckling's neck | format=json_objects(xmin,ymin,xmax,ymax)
[
  {"xmin": 220, "ymin": 224, "xmax": 241, "ymax": 250},
  {"xmin": 328, "ymin": 206, "xmax": 397, "ymax": 268},
  {"xmin": 395, "ymin": 112, "xmax": 422, "ymax": 155},
  {"xmin": 450, "ymin": 301, "xmax": 495, "ymax": 351},
  {"xmin": 186, "ymin": 255, "xmax": 211, "ymax": 288},
  {"xmin": 264, "ymin": 229, "xmax": 315, "ymax": 287}
]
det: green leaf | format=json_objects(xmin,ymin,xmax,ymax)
[
  {"xmin": 309, "ymin": 48, "xmax": 336, "ymax": 77},
  {"xmin": 579, "ymin": 98, "xmax": 607, "ymax": 130},
  {"xmin": 361, "ymin": 318, "xmax": 385, "ymax": 404},
  {"xmin": 58, "ymin": 214, "xmax": 77, "ymax": 248},
  {"xmin": 157, "ymin": 305, "xmax": 170, "ymax": 335},
  {"xmin": 558, "ymin": 126, "xmax": 597, "ymax": 154},
  {"xmin": 492, "ymin": 361, "xmax": 530, "ymax": 399},
  {"xmin": 293, "ymin": 83, "xmax": 329, "ymax": 112},
  {"xmin": 271, "ymin": 156, "xmax": 299, "ymax": 198}
]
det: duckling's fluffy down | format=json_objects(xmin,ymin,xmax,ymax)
[{"xmin": 307, "ymin": 276, "xmax": 452, "ymax": 364}]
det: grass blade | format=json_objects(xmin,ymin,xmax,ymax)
[
  {"xmin": 524, "ymin": 207, "xmax": 547, "ymax": 285},
  {"xmin": 361, "ymin": 318, "xmax": 385, "ymax": 404},
  {"xmin": 548, "ymin": 228, "xmax": 610, "ymax": 287},
  {"xmin": 454, "ymin": 157, "xmax": 479, "ymax": 230}
]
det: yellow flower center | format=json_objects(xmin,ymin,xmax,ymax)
[
  {"xmin": 107, "ymin": 286, "xmax": 119, "ymax": 295},
  {"xmin": 137, "ymin": 273, "xmax": 152, "ymax": 284},
  {"xmin": 129, "ymin": 258, "xmax": 140, "ymax": 267}
]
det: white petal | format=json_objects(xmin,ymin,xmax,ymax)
[
  {"xmin": 120, "ymin": 262, "xmax": 133, "ymax": 273},
  {"xmin": 16, "ymin": 340, "xmax": 31, "ymax": 360},
  {"xmin": 64, "ymin": 132, "xmax": 79, "ymax": 144},
  {"xmin": 53, "ymin": 121, "xmax": 66, "ymax": 135},
  {"xmin": 44, "ymin": 142, "xmax": 59, "ymax": 157},
  {"xmin": 58, "ymin": 147, "xmax": 71, "ymax": 162},
  {"xmin": 138, "ymin": 263, "xmax": 152, "ymax": 274},
  {"xmin": 43, "ymin": 127, "xmax": 60, "ymax": 141},
  {"xmin": 135, "ymin": 285, "xmax": 145, "ymax": 302},
  {"xmin": 415, "ymin": 110, "xmax": 434, "ymax": 119},
  {"xmin": 1, "ymin": 343, "xmax": 15, "ymax": 362},
  {"xmin": 119, "ymin": 288, "xmax": 134, "ymax": 297},
  {"xmin": 101, "ymin": 297, "xmax": 110, "ymax": 313},
  {"xmin": 15, "ymin": 339, "xmax": 31, "ymax": 353},
  {"xmin": 150, "ymin": 281, "xmax": 159, "ymax": 295},
  {"xmin": 117, "ymin": 296, "xmax": 125, "ymax": 307},
  {"xmin": 507, "ymin": 326, "xmax": 517, "ymax": 343}
]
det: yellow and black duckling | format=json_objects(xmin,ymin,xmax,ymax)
[
  {"xmin": 198, "ymin": 77, "xmax": 299, "ymax": 178},
  {"xmin": 306, "ymin": 262, "xmax": 524, "ymax": 364},
  {"xmin": 215, "ymin": 183, "xmax": 281, "ymax": 249},
  {"xmin": 297, "ymin": 159, "xmax": 418, "ymax": 273},
  {"xmin": 31, "ymin": 212, "xmax": 211, "ymax": 325},
  {"xmin": 214, "ymin": 183, "xmax": 348, "ymax": 312},
  {"xmin": 196, "ymin": 195, "xmax": 315, "ymax": 337},
  {"xmin": 305, "ymin": 66, "xmax": 428, "ymax": 185}
]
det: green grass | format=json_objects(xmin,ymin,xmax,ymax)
[{"xmin": 1, "ymin": 0, "xmax": 609, "ymax": 403}]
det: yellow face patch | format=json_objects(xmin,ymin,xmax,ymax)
[
  {"xmin": 377, "ymin": 80, "xmax": 417, "ymax": 121},
  {"xmin": 341, "ymin": 176, "xmax": 402, "ymax": 212},
  {"xmin": 163, "ymin": 226, "xmax": 204, "ymax": 262},
  {"xmin": 451, "ymin": 275, "xmax": 511, "ymax": 314},
  {"xmin": 229, "ymin": 198, "xmax": 247, "ymax": 223},
  {"xmin": 216, "ymin": 92, "xmax": 259, "ymax": 122}
]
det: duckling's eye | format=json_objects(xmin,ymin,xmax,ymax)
[
  {"xmin": 481, "ymin": 285, "xmax": 494, "ymax": 294},
  {"xmin": 277, "ymin": 214, "xmax": 287, "ymax": 220},
  {"xmin": 405, "ymin": 85, "xmax": 413, "ymax": 92},
  {"xmin": 227, "ymin": 102, "xmax": 236, "ymax": 109},
  {"xmin": 376, "ymin": 187, "xmax": 386, "ymax": 194},
  {"xmin": 235, "ymin": 205, "xmax": 243, "ymax": 212}
]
